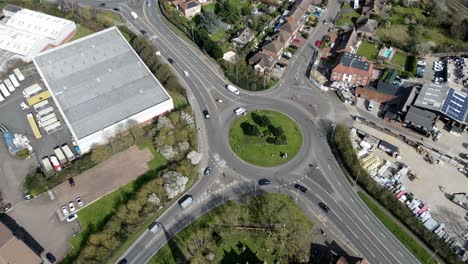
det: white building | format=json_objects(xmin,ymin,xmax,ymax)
[
  {"xmin": 33, "ymin": 27, "xmax": 174, "ymax": 153},
  {"xmin": 0, "ymin": 4, "xmax": 76, "ymax": 60}
]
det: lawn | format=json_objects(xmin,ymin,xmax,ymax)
[
  {"xmin": 210, "ymin": 29, "xmax": 228, "ymax": 42},
  {"xmin": 138, "ymin": 140, "xmax": 168, "ymax": 170},
  {"xmin": 389, "ymin": 6, "xmax": 426, "ymax": 24},
  {"xmin": 358, "ymin": 192, "xmax": 437, "ymax": 264},
  {"xmin": 150, "ymin": 194, "xmax": 313, "ymax": 263},
  {"xmin": 229, "ymin": 110, "xmax": 303, "ymax": 167},
  {"xmin": 390, "ymin": 51, "xmax": 408, "ymax": 69},
  {"xmin": 202, "ymin": 2, "xmax": 216, "ymax": 12},
  {"xmin": 334, "ymin": 9, "xmax": 361, "ymax": 27},
  {"xmin": 71, "ymin": 25, "xmax": 95, "ymax": 41},
  {"xmin": 357, "ymin": 41, "xmax": 379, "ymax": 61}
]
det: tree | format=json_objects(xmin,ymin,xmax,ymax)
[
  {"xmin": 198, "ymin": 11, "xmax": 223, "ymax": 33},
  {"xmin": 240, "ymin": 121, "xmax": 260, "ymax": 136},
  {"xmin": 251, "ymin": 112, "xmax": 271, "ymax": 127},
  {"xmin": 90, "ymin": 144, "xmax": 112, "ymax": 164},
  {"xmin": 216, "ymin": 0, "xmax": 240, "ymax": 24}
]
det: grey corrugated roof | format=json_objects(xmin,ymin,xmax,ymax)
[
  {"xmin": 33, "ymin": 27, "xmax": 171, "ymax": 139},
  {"xmin": 414, "ymin": 83, "xmax": 449, "ymax": 111},
  {"xmin": 405, "ymin": 106, "xmax": 436, "ymax": 129},
  {"xmin": 2, "ymin": 4, "xmax": 23, "ymax": 14}
]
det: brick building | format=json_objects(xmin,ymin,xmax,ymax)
[{"xmin": 331, "ymin": 53, "xmax": 373, "ymax": 86}]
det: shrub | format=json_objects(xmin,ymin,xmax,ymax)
[
  {"xmin": 16, "ymin": 149, "xmax": 30, "ymax": 159},
  {"xmin": 24, "ymin": 173, "xmax": 48, "ymax": 197},
  {"xmin": 251, "ymin": 112, "xmax": 271, "ymax": 127},
  {"xmin": 90, "ymin": 144, "xmax": 113, "ymax": 164},
  {"xmin": 240, "ymin": 121, "xmax": 260, "ymax": 136}
]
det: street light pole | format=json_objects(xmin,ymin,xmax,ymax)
[
  {"xmin": 295, "ymin": 187, "xmax": 300, "ymax": 204},
  {"xmin": 426, "ymin": 249, "xmax": 439, "ymax": 264},
  {"xmin": 354, "ymin": 168, "xmax": 361, "ymax": 186}
]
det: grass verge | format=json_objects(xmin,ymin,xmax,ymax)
[
  {"xmin": 71, "ymin": 25, "xmax": 95, "ymax": 41},
  {"xmin": 229, "ymin": 110, "xmax": 303, "ymax": 167},
  {"xmin": 97, "ymin": 10, "xmax": 125, "ymax": 23},
  {"xmin": 358, "ymin": 191, "xmax": 437, "ymax": 264},
  {"xmin": 138, "ymin": 141, "xmax": 168, "ymax": 170}
]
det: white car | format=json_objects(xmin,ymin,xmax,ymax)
[
  {"xmin": 283, "ymin": 52, "xmax": 292, "ymax": 59},
  {"xmin": 69, "ymin": 202, "xmax": 75, "ymax": 212},
  {"xmin": 62, "ymin": 206, "xmax": 69, "ymax": 216},
  {"xmin": 234, "ymin": 107, "xmax": 246, "ymax": 116},
  {"xmin": 184, "ymin": 70, "xmax": 189, "ymax": 77},
  {"xmin": 76, "ymin": 197, "xmax": 84, "ymax": 207},
  {"xmin": 66, "ymin": 214, "xmax": 78, "ymax": 222}
]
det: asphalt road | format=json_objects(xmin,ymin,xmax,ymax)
[{"xmin": 79, "ymin": 1, "xmax": 422, "ymax": 263}]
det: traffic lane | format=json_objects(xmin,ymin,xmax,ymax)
[
  {"xmin": 311, "ymin": 135, "xmax": 419, "ymax": 263},
  {"xmin": 298, "ymin": 179, "xmax": 398, "ymax": 264}
]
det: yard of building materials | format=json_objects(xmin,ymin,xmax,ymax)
[{"xmin": 353, "ymin": 122, "xmax": 468, "ymax": 245}]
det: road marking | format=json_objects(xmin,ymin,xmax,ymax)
[
  {"xmin": 380, "ymin": 232, "xmax": 386, "ymax": 238},
  {"xmin": 364, "ymin": 215, "xmax": 370, "ymax": 221},
  {"xmin": 398, "ymin": 251, "xmax": 404, "ymax": 257}
]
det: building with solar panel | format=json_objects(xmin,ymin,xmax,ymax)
[
  {"xmin": 413, "ymin": 83, "xmax": 468, "ymax": 132},
  {"xmin": 33, "ymin": 27, "xmax": 174, "ymax": 153}
]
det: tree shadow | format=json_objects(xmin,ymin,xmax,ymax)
[
  {"xmin": 309, "ymin": 240, "xmax": 363, "ymax": 264},
  {"xmin": 161, "ymin": 213, "xmax": 195, "ymax": 264}
]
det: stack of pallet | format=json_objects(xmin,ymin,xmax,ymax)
[{"xmin": 360, "ymin": 154, "xmax": 380, "ymax": 176}]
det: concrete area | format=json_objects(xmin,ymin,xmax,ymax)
[
  {"xmin": 5, "ymin": 145, "xmax": 153, "ymax": 260},
  {"xmin": 53, "ymin": 145, "xmax": 153, "ymax": 212},
  {"xmin": 353, "ymin": 122, "xmax": 468, "ymax": 242}
]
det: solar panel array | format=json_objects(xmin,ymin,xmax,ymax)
[{"xmin": 441, "ymin": 88, "xmax": 468, "ymax": 123}]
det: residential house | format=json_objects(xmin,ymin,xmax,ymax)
[
  {"xmin": 248, "ymin": 52, "xmax": 277, "ymax": 73},
  {"xmin": 331, "ymin": 53, "xmax": 373, "ymax": 86},
  {"xmin": 284, "ymin": 0, "xmax": 312, "ymax": 32},
  {"xmin": 331, "ymin": 29, "xmax": 358, "ymax": 54},
  {"xmin": 361, "ymin": 0, "xmax": 386, "ymax": 17},
  {"xmin": 231, "ymin": 27, "xmax": 255, "ymax": 47},
  {"xmin": 174, "ymin": 0, "xmax": 201, "ymax": 18},
  {"xmin": 0, "ymin": 222, "xmax": 41, "ymax": 264},
  {"xmin": 355, "ymin": 17, "xmax": 378, "ymax": 38}
]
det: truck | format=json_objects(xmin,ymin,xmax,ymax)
[
  {"xmin": 130, "ymin": 11, "xmax": 138, "ymax": 19},
  {"xmin": 44, "ymin": 121, "xmax": 62, "ymax": 135},
  {"xmin": 178, "ymin": 195, "xmax": 194, "ymax": 209},
  {"xmin": 26, "ymin": 113, "xmax": 42, "ymax": 139},
  {"xmin": 41, "ymin": 157, "xmax": 54, "ymax": 175},
  {"xmin": 40, "ymin": 117, "xmax": 58, "ymax": 128},
  {"xmin": 226, "ymin": 84, "xmax": 240, "ymax": 95},
  {"xmin": 0, "ymin": 84, "xmax": 10, "ymax": 98},
  {"xmin": 9, "ymin": 74, "xmax": 19, "ymax": 88},
  {"xmin": 37, "ymin": 106, "xmax": 54, "ymax": 117},
  {"xmin": 4, "ymin": 79, "xmax": 15, "ymax": 92},
  {"xmin": 23, "ymin": 83, "xmax": 42, "ymax": 98},
  {"xmin": 61, "ymin": 144, "xmax": 75, "ymax": 162},
  {"xmin": 54, "ymin": 147, "xmax": 70, "ymax": 167},
  {"xmin": 423, "ymin": 217, "xmax": 439, "ymax": 232},
  {"xmin": 13, "ymin": 68, "xmax": 25, "ymax": 81},
  {"xmin": 33, "ymin": 100, "xmax": 50, "ymax": 111},
  {"xmin": 148, "ymin": 221, "xmax": 161, "ymax": 233}
]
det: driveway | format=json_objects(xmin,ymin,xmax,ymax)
[{"xmin": 6, "ymin": 146, "xmax": 153, "ymax": 260}]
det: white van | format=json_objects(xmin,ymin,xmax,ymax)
[
  {"xmin": 234, "ymin": 107, "xmax": 246, "ymax": 116},
  {"xmin": 130, "ymin": 11, "xmax": 138, "ymax": 19},
  {"xmin": 226, "ymin": 84, "xmax": 240, "ymax": 95},
  {"xmin": 179, "ymin": 195, "xmax": 194, "ymax": 209}
]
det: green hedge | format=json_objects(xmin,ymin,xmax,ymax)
[{"xmin": 332, "ymin": 124, "xmax": 463, "ymax": 264}]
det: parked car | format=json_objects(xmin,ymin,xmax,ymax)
[
  {"xmin": 76, "ymin": 197, "xmax": 84, "ymax": 207},
  {"xmin": 258, "ymin": 179, "xmax": 270, "ymax": 186},
  {"xmin": 204, "ymin": 167, "xmax": 212, "ymax": 176},
  {"xmin": 66, "ymin": 214, "xmax": 78, "ymax": 222},
  {"xmin": 294, "ymin": 184, "xmax": 307, "ymax": 193},
  {"xmin": 69, "ymin": 202, "xmax": 75, "ymax": 212},
  {"xmin": 319, "ymin": 202, "xmax": 330, "ymax": 212},
  {"xmin": 46, "ymin": 253, "xmax": 56, "ymax": 263},
  {"xmin": 50, "ymin": 156, "xmax": 61, "ymax": 171},
  {"xmin": 315, "ymin": 40, "xmax": 322, "ymax": 47},
  {"xmin": 68, "ymin": 177, "xmax": 75, "ymax": 187},
  {"xmin": 203, "ymin": 110, "xmax": 210, "ymax": 119},
  {"xmin": 294, "ymin": 38, "xmax": 301, "ymax": 43},
  {"xmin": 62, "ymin": 205, "xmax": 69, "ymax": 216}
]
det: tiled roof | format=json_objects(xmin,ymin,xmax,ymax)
[
  {"xmin": 332, "ymin": 29, "xmax": 358, "ymax": 53},
  {"xmin": 333, "ymin": 52, "xmax": 373, "ymax": 76},
  {"xmin": 249, "ymin": 51, "xmax": 277, "ymax": 69},
  {"xmin": 356, "ymin": 18, "xmax": 378, "ymax": 33},
  {"xmin": 262, "ymin": 37, "xmax": 284, "ymax": 54}
]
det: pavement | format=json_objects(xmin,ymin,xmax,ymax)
[{"xmin": 104, "ymin": 0, "xmax": 424, "ymax": 263}]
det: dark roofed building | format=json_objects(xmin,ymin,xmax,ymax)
[
  {"xmin": 355, "ymin": 81, "xmax": 416, "ymax": 104},
  {"xmin": 331, "ymin": 29, "xmax": 358, "ymax": 54},
  {"xmin": 248, "ymin": 51, "xmax": 277, "ymax": 73},
  {"xmin": 2, "ymin": 4, "xmax": 23, "ymax": 17},
  {"xmin": 231, "ymin": 27, "xmax": 255, "ymax": 47},
  {"xmin": 356, "ymin": 17, "xmax": 378, "ymax": 38},
  {"xmin": 331, "ymin": 53, "xmax": 373, "ymax": 86},
  {"xmin": 404, "ymin": 106, "xmax": 436, "ymax": 135},
  {"xmin": 361, "ymin": 0, "xmax": 386, "ymax": 17}
]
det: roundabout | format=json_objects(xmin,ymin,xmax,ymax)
[{"xmin": 228, "ymin": 110, "xmax": 303, "ymax": 167}]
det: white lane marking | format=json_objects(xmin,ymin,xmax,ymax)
[
  {"xmin": 398, "ymin": 251, "xmax": 404, "ymax": 257},
  {"xmin": 364, "ymin": 215, "xmax": 370, "ymax": 221},
  {"xmin": 380, "ymin": 232, "xmax": 386, "ymax": 238}
]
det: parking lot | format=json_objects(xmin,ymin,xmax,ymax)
[
  {"xmin": 0, "ymin": 64, "xmax": 73, "ymax": 161},
  {"xmin": 353, "ymin": 123, "xmax": 468, "ymax": 245}
]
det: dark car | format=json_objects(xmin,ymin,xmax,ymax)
[
  {"xmin": 168, "ymin": 58, "xmax": 175, "ymax": 64},
  {"xmin": 113, "ymin": 7, "xmax": 120, "ymax": 11},
  {"xmin": 46, "ymin": 253, "xmax": 56, "ymax": 263},
  {"xmin": 319, "ymin": 202, "xmax": 330, "ymax": 212},
  {"xmin": 203, "ymin": 110, "xmax": 210, "ymax": 119},
  {"xmin": 294, "ymin": 184, "xmax": 307, "ymax": 193},
  {"xmin": 258, "ymin": 179, "xmax": 270, "ymax": 186},
  {"xmin": 204, "ymin": 167, "xmax": 211, "ymax": 176},
  {"xmin": 140, "ymin": 30, "xmax": 148, "ymax": 36},
  {"xmin": 100, "ymin": 3, "xmax": 106, "ymax": 6},
  {"xmin": 117, "ymin": 259, "xmax": 128, "ymax": 264},
  {"xmin": 68, "ymin": 177, "xmax": 75, "ymax": 187}
]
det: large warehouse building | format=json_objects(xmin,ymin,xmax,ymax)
[
  {"xmin": 0, "ymin": 4, "xmax": 76, "ymax": 60},
  {"xmin": 33, "ymin": 27, "xmax": 174, "ymax": 153}
]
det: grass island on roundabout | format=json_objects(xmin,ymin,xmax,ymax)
[{"xmin": 229, "ymin": 110, "xmax": 303, "ymax": 167}]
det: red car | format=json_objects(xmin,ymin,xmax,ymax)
[
  {"xmin": 294, "ymin": 38, "xmax": 301, "ymax": 43},
  {"xmin": 315, "ymin": 40, "xmax": 322, "ymax": 47}
]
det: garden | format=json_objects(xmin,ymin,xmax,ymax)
[
  {"xmin": 151, "ymin": 193, "xmax": 313, "ymax": 263},
  {"xmin": 229, "ymin": 110, "xmax": 302, "ymax": 167}
]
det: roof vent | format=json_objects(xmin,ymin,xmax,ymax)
[
  {"xmin": 96, "ymin": 77, "xmax": 101, "ymax": 83},
  {"xmin": 107, "ymin": 68, "xmax": 112, "ymax": 72},
  {"xmin": 139, "ymin": 89, "xmax": 143, "ymax": 94}
]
